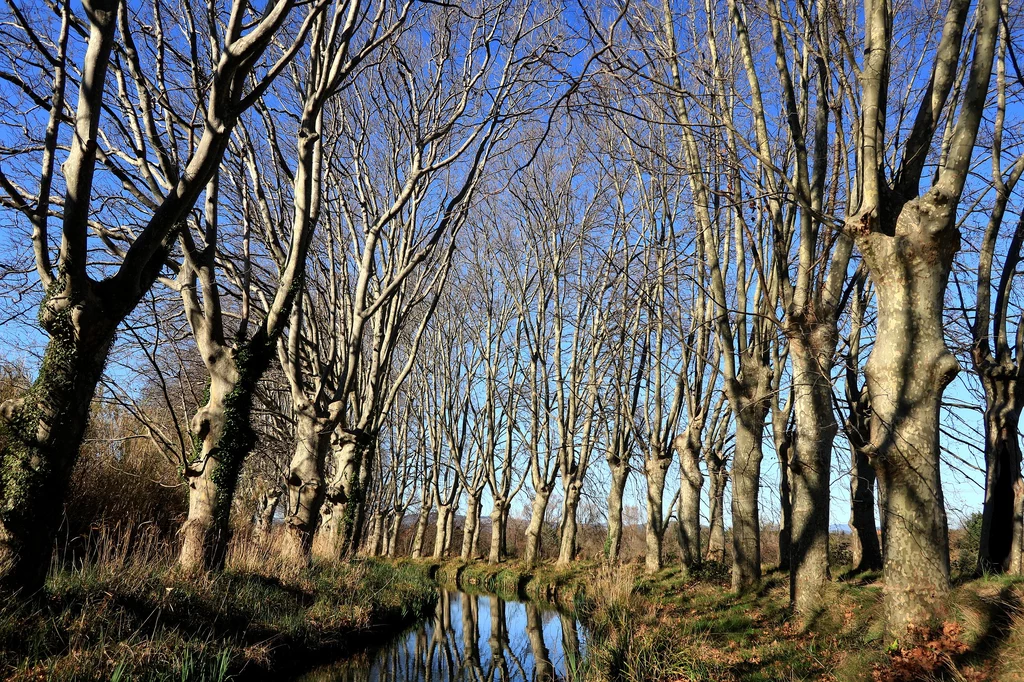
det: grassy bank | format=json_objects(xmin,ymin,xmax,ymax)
[
  {"xmin": 581, "ymin": 565, "xmax": 1024, "ymax": 682},
  {"xmin": 0, "ymin": 536, "xmax": 436, "ymax": 681},
  {"xmin": 414, "ymin": 557, "xmax": 1024, "ymax": 682},
  {"xmin": 418, "ymin": 557, "xmax": 594, "ymax": 606}
]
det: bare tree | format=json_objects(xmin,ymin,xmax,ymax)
[
  {"xmin": 843, "ymin": 270, "xmax": 883, "ymax": 572},
  {"xmin": 968, "ymin": 13, "xmax": 1024, "ymax": 574},
  {"xmin": 848, "ymin": 0, "xmax": 998, "ymax": 631},
  {"xmin": 0, "ymin": 0, "xmax": 325, "ymax": 588}
]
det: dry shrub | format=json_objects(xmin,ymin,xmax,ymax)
[
  {"xmin": 590, "ymin": 562, "xmax": 639, "ymax": 610},
  {"xmin": 61, "ymin": 406, "xmax": 186, "ymax": 560},
  {"xmin": 872, "ymin": 623, "xmax": 969, "ymax": 682}
]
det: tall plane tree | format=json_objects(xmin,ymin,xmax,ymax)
[
  {"xmin": 849, "ymin": 0, "xmax": 998, "ymax": 631},
  {"xmin": 0, "ymin": 0, "xmax": 326, "ymax": 589}
]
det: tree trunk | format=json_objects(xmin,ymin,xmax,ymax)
[
  {"xmin": 178, "ymin": 333, "xmax": 275, "ymax": 574},
  {"xmin": 386, "ymin": 511, "xmax": 403, "ymax": 558},
  {"xmin": 0, "ymin": 0, "xmax": 120, "ymax": 593},
  {"xmin": 253, "ymin": 485, "xmax": 282, "ymax": 542},
  {"xmin": 411, "ymin": 497, "xmax": 432, "ymax": 559},
  {"xmin": 606, "ymin": 464, "xmax": 628, "ymax": 562},
  {"xmin": 557, "ymin": 481, "xmax": 582, "ymax": 566},
  {"xmin": 857, "ymin": 192, "xmax": 961, "ymax": 632},
  {"xmin": 471, "ymin": 506, "xmax": 481, "ymax": 557},
  {"xmin": 731, "ymin": 398, "xmax": 768, "ymax": 591},
  {"xmin": 364, "ymin": 512, "xmax": 384, "ymax": 557},
  {"xmin": 788, "ymin": 324, "xmax": 838, "ymax": 614},
  {"xmin": 706, "ymin": 457, "xmax": 727, "ymax": 563},
  {"xmin": 346, "ymin": 446, "xmax": 375, "ymax": 558},
  {"xmin": 433, "ymin": 504, "xmax": 452, "ymax": 559},
  {"xmin": 500, "ymin": 504, "xmax": 510, "ymax": 559},
  {"xmin": 0, "ymin": 322, "xmax": 113, "ymax": 591},
  {"xmin": 461, "ymin": 493, "xmax": 480, "ymax": 560},
  {"xmin": 977, "ymin": 371, "xmax": 1024, "ymax": 574},
  {"xmin": 850, "ymin": 456, "xmax": 883, "ymax": 573},
  {"xmin": 179, "ymin": 360, "xmax": 260, "ymax": 574},
  {"xmin": 280, "ymin": 407, "xmax": 330, "ymax": 564},
  {"xmin": 644, "ymin": 449, "xmax": 671, "ymax": 573},
  {"xmin": 443, "ymin": 500, "xmax": 456, "ymax": 555},
  {"xmin": 488, "ymin": 498, "xmax": 507, "ymax": 564},
  {"xmin": 312, "ymin": 434, "xmax": 364, "ymax": 561},
  {"xmin": 848, "ymin": 394, "xmax": 883, "ymax": 571},
  {"xmin": 675, "ymin": 432, "xmax": 703, "ymax": 572},
  {"xmin": 773, "ymin": 426, "xmax": 793, "ymax": 571},
  {"xmin": 523, "ymin": 486, "xmax": 553, "ymax": 568}
]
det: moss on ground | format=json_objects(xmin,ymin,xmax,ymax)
[
  {"xmin": 579, "ymin": 564, "xmax": 1024, "ymax": 682},
  {"xmin": 0, "ymin": 558, "xmax": 436, "ymax": 681}
]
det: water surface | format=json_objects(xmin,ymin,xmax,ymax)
[{"xmin": 296, "ymin": 589, "xmax": 585, "ymax": 681}]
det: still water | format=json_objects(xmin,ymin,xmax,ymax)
[{"xmin": 296, "ymin": 589, "xmax": 586, "ymax": 682}]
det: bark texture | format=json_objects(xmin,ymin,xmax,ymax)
[
  {"xmin": 488, "ymin": 499, "xmax": 509, "ymax": 564},
  {"xmin": 675, "ymin": 431, "xmax": 704, "ymax": 572},
  {"xmin": 557, "ymin": 481, "xmax": 582, "ymax": 566},
  {"xmin": 705, "ymin": 449, "xmax": 728, "ymax": 563},
  {"xmin": 523, "ymin": 485, "xmax": 553, "ymax": 568},
  {"xmin": 605, "ymin": 451, "xmax": 629, "ymax": 562},
  {"xmin": 312, "ymin": 433, "xmax": 369, "ymax": 561},
  {"xmin": 730, "ymin": 370, "xmax": 771, "ymax": 591},
  {"xmin": 0, "ymin": 318, "xmax": 113, "ymax": 590},
  {"xmin": 976, "ymin": 371, "xmax": 1024, "ymax": 573},
  {"xmin": 179, "ymin": 344, "xmax": 267, "ymax": 574},
  {"xmin": 788, "ymin": 318, "xmax": 839, "ymax": 613},
  {"xmin": 280, "ymin": 406, "xmax": 330, "ymax": 563},
  {"xmin": 857, "ymin": 193, "xmax": 962, "ymax": 631}
]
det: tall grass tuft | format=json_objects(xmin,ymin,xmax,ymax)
[{"xmin": 1, "ymin": 523, "xmax": 436, "ymax": 681}]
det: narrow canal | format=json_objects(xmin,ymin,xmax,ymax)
[{"xmin": 295, "ymin": 588, "xmax": 586, "ymax": 681}]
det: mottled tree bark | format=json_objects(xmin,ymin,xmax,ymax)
[
  {"xmin": 850, "ymin": 451, "xmax": 883, "ymax": 572},
  {"xmin": 848, "ymin": 394, "xmax": 883, "ymax": 572},
  {"xmin": 364, "ymin": 512, "xmax": 384, "ymax": 557},
  {"xmin": 788, "ymin": 321, "xmax": 839, "ymax": 613},
  {"xmin": 488, "ymin": 498, "xmax": 508, "ymax": 564},
  {"xmin": 675, "ymin": 431, "xmax": 703, "ymax": 571},
  {"xmin": 385, "ymin": 510, "xmax": 403, "ymax": 558},
  {"xmin": 850, "ymin": 0, "xmax": 998, "ymax": 633},
  {"xmin": 523, "ymin": 485, "xmax": 553, "ymax": 568},
  {"xmin": 280, "ymin": 406, "xmax": 330, "ymax": 564},
  {"xmin": 773, "ymin": 427, "xmax": 793, "ymax": 571},
  {"xmin": 433, "ymin": 503, "xmax": 453, "ymax": 559},
  {"xmin": 557, "ymin": 481, "xmax": 582, "ymax": 566},
  {"xmin": 644, "ymin": 446, "xmax": 672, "ymax": 573},
  {"xmin": 179, "ymin": 351, "xmax": 264, "ymax": 574},
  {"xmin": 845, "ymin": 274, "xmax": 883, "ymax": 573},
  {"xmin": 731, "ymin": 384, "xmax": 770, "ymax": 591},
  {"xmin": 705, "ymin": 450, "xmax": 728, "ymax": 563},
  {"xmin": 0, "ymin": 322, "xmax": 113, "ymax": 590},
  {"xmin": 253, "ymin": 485, "xmax": 282, "ymax": 541},
  {"xmin": 461, "ymin": 492, "xmax": 480, "ymax": 560},
  {"xmin": 976, "ymin": 372, "xmax": 1024, "ymax": 573},
  {"xmin": 410, "ymin": 493, "xmax": 433, "ymax": 559},
  {"xmin": 605, "ymin": 454, "xmax": 629, "ymax": 562},
  {"xmin": 312, "ymin": 433, "xmax": 368, "ymax": 561},
  {"xmin": 859, "ymin": 200, "xmax": 959, "ymax": 630}
]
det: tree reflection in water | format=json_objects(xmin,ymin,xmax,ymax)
[{"xmin": 296, "ymin": 589, "xmax": 585, "ymax": 682}]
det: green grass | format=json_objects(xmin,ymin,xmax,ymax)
[
  {"xmin": 574, "ymin": 562, "xmax": 1024, "ymax": 682},
  {"xmin": 0, "ymin": 557, "xmax": 436, "ymax": 681}
]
